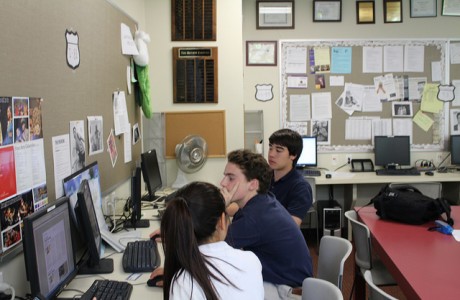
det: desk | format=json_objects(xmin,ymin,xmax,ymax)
[
  {"xmin": 310, "ymin": 171, "xmax": 460, "ymax": 210},
  {"xmin": 61, "ymin": 210, "xmax": 164, "ymax": 299},
  {"xmin": 356, "ymin": 206, "xmax": 460, "ymax": 300}
]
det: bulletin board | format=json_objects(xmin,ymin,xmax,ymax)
[
  {"xmin": 0, "ymin": 0, "xmax": 141, "ymax": 202},
  {"xmin": 279, "ymin": 39, "xmax": 452, "ymax": 152},
  {"xmin": 165, "ymin": 110, "xmax": 226, "ymax": 158}
]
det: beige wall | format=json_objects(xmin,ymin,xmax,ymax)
[{"xmin": 242, "ymin": 0, "xmax": 460, "ymax": 169}]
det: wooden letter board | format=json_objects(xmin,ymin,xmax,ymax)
[
  {"xmin": 173, "ymin": 47, "xmax": 218, "ymax": 103},
  {"xmin": 172, "ymin": 0, "xmax": 216, "ymax": 41}
]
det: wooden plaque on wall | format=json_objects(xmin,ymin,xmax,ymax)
[
  {"xmin": 173, "ymin": 47, "xmax": 218, "ymax": 103},
  {"xmin": 172, "ymin": 0, "xmax": 216, "ymax": 41}
]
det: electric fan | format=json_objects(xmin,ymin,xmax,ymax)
[{"xmin": 172, "ymin": 135, "xmax": 208, "ymax": 188}]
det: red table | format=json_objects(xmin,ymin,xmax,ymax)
[{"xmin": 356, "ymin": 206, "xmax": 460, "ymax": 300}]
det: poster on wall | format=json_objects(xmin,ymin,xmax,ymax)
[{"xmin": 0, "ymin": 96, "xmax": 47, "ymax": 256}]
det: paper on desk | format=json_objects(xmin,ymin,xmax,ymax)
[{"xmin": 452, "ymin": 230, "xmax": 460, "ymax": 242}]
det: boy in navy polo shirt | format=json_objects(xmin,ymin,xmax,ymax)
[
  {"xmin": 268, "ymin": 129, "xmax": 312, "ymax": 226},
  {"xmin": 221, "ymin": 149, "xmax": 313, "ymax": 299}
]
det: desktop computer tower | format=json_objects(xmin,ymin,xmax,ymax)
[{"xmin": 317, "ymin": 200, "xmax": 342, "ymax": 238}]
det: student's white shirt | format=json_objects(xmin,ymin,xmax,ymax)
[{"xmin": 170, "ymin": 241, "xmax": 264, "ymax": 300}]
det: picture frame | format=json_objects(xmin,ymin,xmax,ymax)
[
  {"xmin": 246, "ymin": 41, "xmax": 277, "ymax": 66},
  {"xmin": 313, "ymin": 0, "xmax": 342, "ymax": 22},
  {"xmin": 384, "ymin": 0, "xmax": 403, "ymax": 23},
  {"xmin": 257, "ymin": 1, "xmax": 294, "ymax": 29},
  {"xmin": 442, "ymin": 0, "xmax": 460, "ymax": 16},
  {"xmin": 410, "ymin": 0, "xmax": 437, "ymax": 17},
  {"xmin": 356, "ymin": 1, "xmax": 375, "ymax": 24},
  {"xmin": 392, "ymin": 102, "xmax": 413, "ymax": 117},
  {"xmin": 311, "ymin": 119, "xmax": 331, "ymax": 145}
]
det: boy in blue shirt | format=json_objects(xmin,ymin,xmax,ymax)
[{"xmin": 221, "ymin": 149, "xmax": 313, "ymax": 299}]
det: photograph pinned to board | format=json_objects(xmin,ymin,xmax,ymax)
[
  {"xmin": 88, "ymin": 116, "xmax": 103, "ymax": 156},
  {"xmin": 69, "ymin": 120, "xmax": 85, "ymax": 174},
  {"xmin": 107, "ymin": 129, "xmax": 118, "ymax": 167},
  {"xmin": 133, "ymin": 123, "xmax": 140, "ymax": 145},
  {"xmin": 450, "ymin": 109, "xmax": 460, "ymax": 134},
  {"xmin": 392, "ymin": 101, "xmax": 413, "ymax": 117},
  {"xmin": 311, "ymin": 119, "xmax": 331, "ymax": 145}
]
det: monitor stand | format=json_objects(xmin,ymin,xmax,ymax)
[
  {"xmin": 78, "ymin": 258, "xmax": 114, "ymax": 275},
  {"xmin": 141, "ymin": 193, "xmax": 161, "ymax": 201}
]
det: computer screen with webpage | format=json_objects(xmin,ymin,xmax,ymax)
[{"xmin": 22, "ymin": 197, "xmax": 78, "ymax": 300}]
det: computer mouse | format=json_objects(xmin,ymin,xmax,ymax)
[
  {"xmin": 425, "ymin": 171, "xmax": 434, "ymax": 176},
  {"xmin": 325, "ymin": 174, "xmax": 332, "ymax": 179},
  {"xmin": 147, "ymin": 275, "xmax": 164, "ymax": 287}
]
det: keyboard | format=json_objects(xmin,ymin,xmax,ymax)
[
  {"xmin": 299, "ymin": 169, "xmax": 321, "ymax": 177},
  {"xmin": 79, "ymin": 279, "xmax": 132, "ymax": 300},
  {"xmin": 122, "ymin": 239, "xmax": 161, "ymax": 273},
  {"xmin": 376, "ymin": 167, "xmax": 421, "ymax": 176}
]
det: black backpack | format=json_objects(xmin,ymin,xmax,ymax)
[{"xmin": 370, "ymin": 184, "xmax": 453, "ymax": 226}]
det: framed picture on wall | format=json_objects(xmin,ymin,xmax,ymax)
[
  {"xmin": 246, "ymin": 41, "xmax": 277, "ymax": 66},
  {"xmin": 313, "ymin": 0, "xmax": 342, "ymax": 22},
  {"xmin": 442, "ymin": 0, "xmax": 460, "ymax": 16},
  {"xmin": 356, "ymin": 1, "xmax": 375, "ymax": 24},
  {"xmin": 257, "ymin": 1, "xmax": 294, "ymax": 29},
  {"xmin": 384, "ymin": 0, "xmax": 403, "ymax": 23},
  {"xmin": 410, "ymin": 0, "xmax": 437, "ymax": 17}
]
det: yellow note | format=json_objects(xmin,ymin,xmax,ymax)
[
  {"xmin": 420, "ymin": 83, "xmax": 443, "ymax": 113},
  {"xmin": 413, "ymin": 110, "xmax": 434, "ymax": 132}
]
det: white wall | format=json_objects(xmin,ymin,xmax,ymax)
[{"xmin": 242, "ymin": 0, "xmax": 460, "ymax": 170}]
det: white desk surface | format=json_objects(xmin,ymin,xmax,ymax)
[
  {"xmin": 61, "ymin": 209, "xmax": 164, "ymax": 299},
  {"xmin": 312, "ymin": 170, "xmax": 460, "ymax": 185}
]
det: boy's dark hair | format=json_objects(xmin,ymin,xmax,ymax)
[
  {"xmin": 268, "ymin": 128, "xmax": 303, "ymax": 167},
  {"xmin": 227, "ymin": 149, "xmax": 272, "ymax": 194}
]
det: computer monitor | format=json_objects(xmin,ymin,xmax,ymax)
[
  {"xmin": 450, "ymin": 135, "xmax": 460, "ymax": 166},
  {"xmin": 125, "ymin": 166, "xmax": 150, "ymax": 228},
  {"xmin": 374, "ymin": 136, "xmax": 411, "ymax": 169},
  {"xmin": 22, "ymin": 196, "xmax": 78, "ymax": 300},
  {"xmin": 141, "ymin": 149, "xmax": 163, "ymax": 201},
  {"xmin": 296, "ymin": 136, "xmax": 317, "ymax": 168},
  {"xmin": 62, "ymin": 161, "xmax": 105, "ymax": 262},
  {"xmin": 74, "ymin": 179, "xmax": 113, "ymax": 274}
]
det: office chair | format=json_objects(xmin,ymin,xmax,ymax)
[
  {"xmin": 317, "ymin": 235, "xmax": 352, "ymax": 290},
  {"xmin": 364, "ymin": 270, "xmax": 398, "ymax": 300},
  {"xmin": 301, "ymin": 277, "xmax": 343, "ymax": 300},
  {"xmin": 344, "ymin": 210, "xmax": 396, "ymax": 298}
]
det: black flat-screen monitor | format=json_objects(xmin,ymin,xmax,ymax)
[
  {"xmin": 141, "ymin": 149, "xmax": 162, "ymax": 201},
  {"xmin": 22, "ymin": 197, "xmax": 78, "ymax": 300},
  {"xmin": 450, "ymin": 135, "xmax": 460, "ymax": 166},
  {"xmin": 296, "ymin": 136, "xmax": 317, "ymax": 168},
  {"xmin": 125, "ymin": 166, "xmax": 150, "ymax": 228},
  {"xmin": 75, "ymin": 179, "xmax": 113, "ymax": 274},
  {"xmin": 374, "ymin": 136, "xmax": 411, "ymax": 168}
]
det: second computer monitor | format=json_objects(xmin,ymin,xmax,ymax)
[
  {"xmin": 141, "ymin": 149, "xmax": 162, "ymax": 201},
  {"xmin": 450, "ymin": 135, "xmax": 460, "ymax": 166},
  {"xmin": 296, "ymin": 136, "xmax": 317, "ymax": 168},
  {"xmin": 374, "ymin": 136, "xmax": 410, "ymax": 168}
]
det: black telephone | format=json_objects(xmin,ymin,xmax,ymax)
[{"xmin": 351, "ymin": 159, "xmax": 374, "ymax": 172}]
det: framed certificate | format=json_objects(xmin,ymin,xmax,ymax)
[
  {"xmin": 356, "ymin": 1, "xmax": 375, "ymax": 24},
  {"xmin": 410, "ymin": 0, "xmax": 437, "ymax": 17},
  {"xmin": 442, "ymin": 0, "xmax": 460, "ymax": 16},
  {"xmin": 384, "ymin": 0, "xmax": 403, "ymax": 23},
  {"xmin": 246, "ymin": 41, "xmax": 277, "ymax": 66},
  {"xmin": 257, "ymin": 1, "xmax": 294, "ymax": 29},
  {"xmin": 313, "ymin": 0, "xmax": 342, "ymax": 22}
]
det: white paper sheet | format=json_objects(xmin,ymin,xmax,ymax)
[
  {"xmin": 404, "ymin": 45, "xmax": 424, "ymax": 72},
  {"xmin": 120, "ymin": 23, "xmax": 139, "ymax": 55},
  {"xmin": 124, "ymin": 123, "xmax": 132, "ymax": 163},
  {"xmin": 52, "ymin": 135, "xmax": 71, "ymax": 198},
  {"xmin": 312, "ymin": 92, "xmax": 332, "ymax": 119},
  {"xmin": 290, "ymin": 94, "xmax": 310, "ymax": 122},
  {"xmin": 113, "ymin": 91, "xmax": 130, "ymax": 136},
  {"xmin": 384, "ymin": 45, "xmax": 404, "ymax": 73},
  {"xmin": 363, "ymin": 46, "xmax": 383, "ymax": 73}
]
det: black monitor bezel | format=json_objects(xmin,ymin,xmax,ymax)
[
  {"xmin": 450, "ymin": 135, "xmax": 460, "ymax": 165},
  {"xmin": 374, "ymin": 135, "xmax": 411, "ymax": 168},
  {"xmin": 140, "ymin": 149, "xmax": 162, "ymax": 198},
  {"xmin": 296, "ymin": 136, "xmax": 318, "ymax": 168},
  {"xmin": 22, "ymin": 197, "xmax": 78, "ymax": 300},
  {"xmin": 131, "ymin": 166, "xmax": 142, "ymax": 225},
  {"xmin": 75, "ymin": 179, "xmax": 101, "ymax": 268}
]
